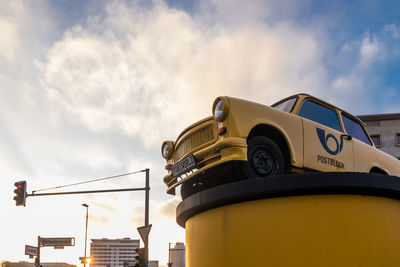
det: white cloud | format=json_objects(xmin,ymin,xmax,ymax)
[
  {"xmin": 0, "ymin": 0, "xmax": 56, "ymax": 67},
  {"xmin": 92, "ymin": 201, "xmax": 118, "ymax": 212},
  {"xmin": 153, "ymin": 196, "xmax": 181, "ymax": 220},
  {"xmin": 327, "ymin": 30, "xmax": 394, "ymax": 113},
  {"xmin": 0, "ymin": 1, "xmax": 30, "ymax": 63},
  {"xmin": 384, "ymin": 24, "xmax": 400, "ymax": 39},
  {"xmin": 2, "ymin": 0, "xmax": 400, "ymax": 265},
  {"xmin": 359, "ymin": 33, "xmax": 382, "ymax": 67},
  {"xmin": 90, "ymin": 213, "xmax": 112, "ymax": 226},
  {"xmin": 0, "ymin": 18, "xmax": 19, "ymax": 62},
  {"xmin": 198, "ymin": 0, "xmax": 310, "ymax": 27},
  {"xmin": 332, "ymin": 75, "xmax": 362, "ymax": 92},
  {"xmin": 39, "ymin": 1, "xmax": 325, "ymax": 148},
  {"xmin": 126, "ymin": 159, "xmax": 154, "ymax": 174}
]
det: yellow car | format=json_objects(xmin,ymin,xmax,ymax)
[{"xmin": 162, "ymin": 94, "xmax": 400, "ymax": 199}]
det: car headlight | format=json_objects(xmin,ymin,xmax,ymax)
[
  {"xmin": 161, "ymin": 141, "xmax": 174, "ymax": 160},
  {"xmin": 212, "ymin": 96, "xmax": 229, "ymax": 121}
]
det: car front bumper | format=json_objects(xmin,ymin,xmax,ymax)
[{"xmin": 164, "ymin": 137, "xmax": 247, "ymax": 195}]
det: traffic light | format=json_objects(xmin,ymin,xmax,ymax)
[
  {"xmin": 135, "ymin": 248, "xmax": 145, "ymax": 267},
  {"xmin": 13, "ymin": 180, "xmax": 27, "ymax": 206}
]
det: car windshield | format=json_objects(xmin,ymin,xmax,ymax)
[{"xmin": 272, "ymin": 97, "xmax": 297, "ymax": 112}]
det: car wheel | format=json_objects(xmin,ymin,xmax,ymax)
[{"xmin": 242, "ymin": 136, "xmax": 285, "ymax": 179}]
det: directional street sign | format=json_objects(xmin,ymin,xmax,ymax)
[
  {"xmin": 39, "ymin": 237, "xmax": 75, "ymax": 248},
  {"xmin": 25, "ymin": 245, "xmax": 38, "ymax": 256},
  {"xmin": 137, "ymin": 224, "xmax": 152, "ymax": 243}
]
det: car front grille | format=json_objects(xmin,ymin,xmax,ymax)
[{"xmin": 173, "ymin": 124, "xmax": 216, "ymax": 162}]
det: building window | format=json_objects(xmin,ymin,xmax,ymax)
[
  {"xmin": 396, "ymin": 133, "xmax": 400, "ymax": 146},
  {"xmin": 371, "ymin": 135, "xmax": 381, "ymax": 147}
]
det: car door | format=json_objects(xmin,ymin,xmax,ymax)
[
  {"xmin": 299, "ymin": 99, "xmax": 354, "ymax": 172},
  {"xmin": 341, "ymin": 113, "xmax": 375, "ymax": 172}
]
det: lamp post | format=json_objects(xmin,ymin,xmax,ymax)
[
  {"xmin": 167, "ymin": 243, "xmax": 173, "ymax": 267},
  {"xmin": 82, "ymin": 204, "xmax": 89, "ymax": 267}
]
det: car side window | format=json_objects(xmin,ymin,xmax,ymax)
[
  {"xmin": 298, "ymin": 100, "xmax": 341, "ymax": 131},
  {"xmin": 342, "ymin": 114, "xmax": 372, "ymax": 146},
  {"xmin": 272, "ymin": 97, "xmax": 298, "ymax": 113}
]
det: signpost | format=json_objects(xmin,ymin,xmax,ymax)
[
  {"xmin": 39, "ymin": 237, "xmax": 75, "ymax": 248},
  {"xmin": 25, "ymin": 245, "xmax": 38, "ymax": 258},
  {"xmin": 137, "ymin": 224, "xmax": 152, "ymax": 244},
  {"xmin": 33, "ymin": 236, "xmax": 76, "ymax": 267},
  {"xmin": 137, "ymin": 224, "xmax": 151, "ymax": 267}
]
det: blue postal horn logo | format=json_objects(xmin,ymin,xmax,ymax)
[{"xmin": 316, "ymin": 128, "xmax": 343, "ymax": 155}]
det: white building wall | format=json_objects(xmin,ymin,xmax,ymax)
[
  {"xmin": 90, "ymin": 238, "xmax": 139, "ymax": 267},
  {"xmin": 170, "ymin": 243, "xmax": 185, "ymax": 267}
]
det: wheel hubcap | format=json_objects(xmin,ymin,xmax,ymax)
[{"xmin": 251, "ymin": 148, "xmax": 276, "ymax": 176}]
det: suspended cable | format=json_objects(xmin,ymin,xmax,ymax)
[{"xmin": 33, "ymin": 169, "xmax": 146, "ymax": 193}]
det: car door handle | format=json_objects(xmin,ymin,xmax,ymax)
[{"xmin": 341, "ymin": 134, "xmax": 352, "ymax": 140}]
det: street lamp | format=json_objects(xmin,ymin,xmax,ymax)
[
  {"xmin": 82, "ymin": 204, "xmax": 89, "ymax": 267},
  {"xmin": 167, "ymin": 243, "xmax": 173, "ymax": 267}
]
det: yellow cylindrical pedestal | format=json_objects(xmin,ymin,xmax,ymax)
[
  {"xmin": 177, "ymin": 173, "xmax": 400, "ymax": 267},
  {"xmin": 186, "ymin": 195, "xmax": 400, "ymax": 267}
]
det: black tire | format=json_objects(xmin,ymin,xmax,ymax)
[{"xmin": 242, "ymin": 136, "xmax": 285, "ymax": 179}]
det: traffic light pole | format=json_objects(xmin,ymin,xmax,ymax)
[
  {"xmin": 35, "ymin": 236, "xmax": 41, "ymax": 267},
  {"xmin": 15, "ymin": 169, "xmax": 151, "ymax": 266},
  {"xmin": 145, "ymin": 168, "xmax": 150, "ymax": 267}
]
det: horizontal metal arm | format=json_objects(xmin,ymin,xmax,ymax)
[{"xmin": 27, "ymin": 187, "xmax": 149, "ymax": 197}]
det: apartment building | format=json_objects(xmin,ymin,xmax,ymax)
[
  {"xmin": 358, "ymin": 113, "xmax": 400, "ymax": 160},
  {"xmin": 90, "ymin": 238, "xmax": 139, "ymax": 267}
]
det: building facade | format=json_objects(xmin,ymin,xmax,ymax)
[
  {"xmin": 1, "ymin": 262, "xmax": 75, "ymax": 267},
  {"xmin": 169, "ymin": 243, "xmax": 185, "ymax": 267},
  {"xmin": 90, "ymin": 238, "xmax": 139, "ymax": 267},
  {"xmin": 147, "ymin": 261, "xmax": 158, "ymax": 267},
  {"xmin": 358, "ymin": 113, "xmax": 400, "ymax": 160}
]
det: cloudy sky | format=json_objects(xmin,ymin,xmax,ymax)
[{"xmin": 1, "ymin": 0, "xmax": 399, "ymax": 265}]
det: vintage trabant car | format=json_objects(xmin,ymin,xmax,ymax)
[{"xmin": 162, "ymin": 94, "xmax": 400, "ymax": 199}]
